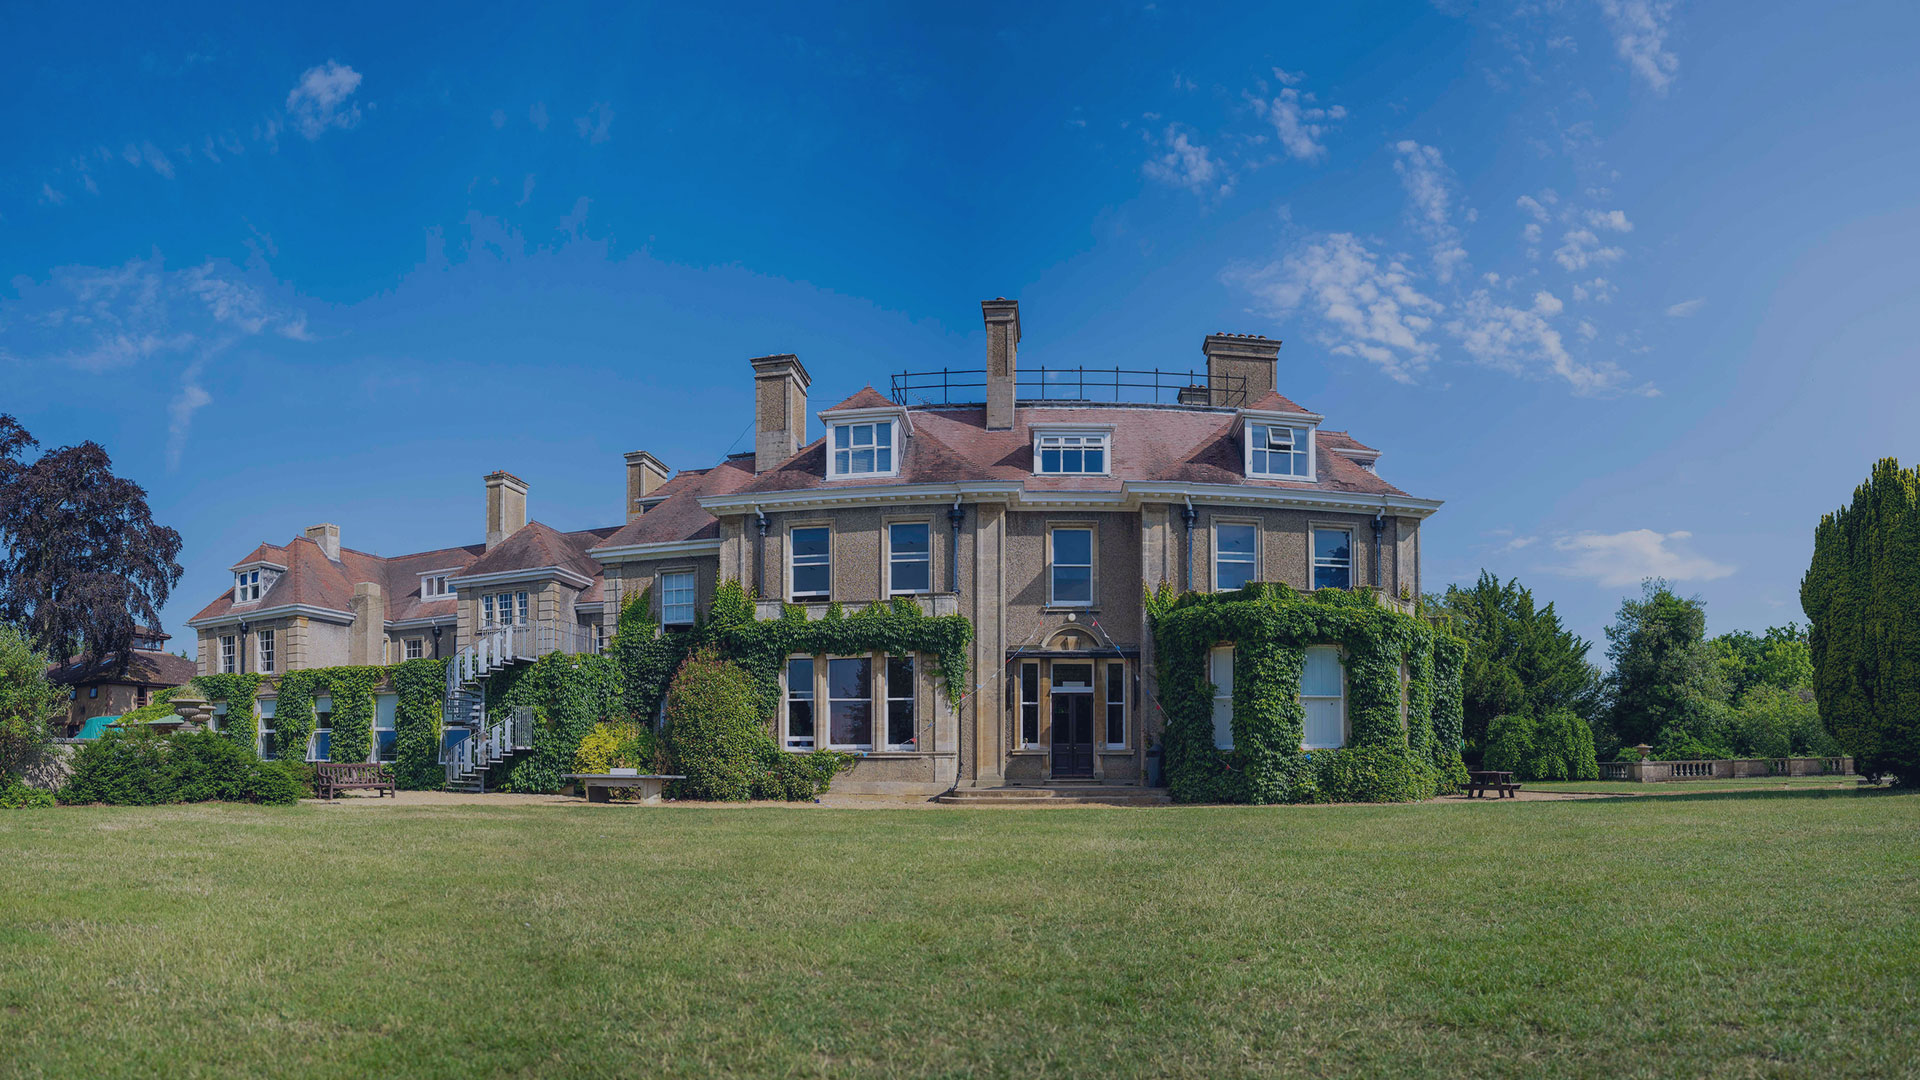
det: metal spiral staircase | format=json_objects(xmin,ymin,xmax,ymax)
[{"xmin": 440, "ymin": 622, "xmax": 597, "ymax": 791}]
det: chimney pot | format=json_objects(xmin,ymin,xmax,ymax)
[
  {"xmin": 485, "ymin": 471, "xmax": 529, "ymax": 550},
  {"xmin": 749, "ymin": 354, "xmax": 811, "ymax": 473},
  {"xmin": 982, "ymin": 298, "xmax": 1021, "ymax": 430},
  {"xmin": 1201, "ymin": 332, "xmax": 1281, "ymax": 407},
  {"xmin": 304, "ymin": 523, "xmax": 341, "ymax": 561},
  {"xmin": 624, "ymin": 451, "xmax": 671, "ymax": 521}
]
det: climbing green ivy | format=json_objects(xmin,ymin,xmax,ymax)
[
  {"xmin": 190, "ymin": 673, "xmax": 264, "ymax": 751},
  {"xmin": 1145, "ymin": 581, "xmax": 1468, "ymax": 804},
  {"xmin": 387, "ymin": 657, "xmax": 448, "ymax": 789},
  {"xmin": 270, "ymin": 666, "xmax": 384, "ymax": 765}
]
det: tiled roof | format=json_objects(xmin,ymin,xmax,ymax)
[
  {"xmin": 48, "ymin": 648, "xmax": 196, "ymax": 689},
  {"xmin": 730, "ymin": 404, "xmax": 1408, "ymax": 497},
  {"xmin": 1243, "ymin": 389, "xmax": 1316, "ymax": 415},
  {"xmin": 463, "ymin": 521, "xmax": 615, "ymax": 580},
  {"xmin": 822, "ymin": 386, "xmax": 897, "ymax": 412},
  {"xmin": 590, "ymin": 455, "xmax": 757, "ymax": 551}
]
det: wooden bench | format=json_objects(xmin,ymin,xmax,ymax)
[
  {"xmin": 314, "ymin": 762, "xmax": 395, "ymax": 799},
  {"xmin": 1466, "ymin": 770, "xmax": 1522, "ymax": 799},
  {"xmin": 563, "ymin": 773, "xmax": 686, "ymax": 804}
]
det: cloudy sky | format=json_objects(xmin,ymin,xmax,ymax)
[{"xmin": 4, "ymin": 1, "xmax": 1917, "ymax": 656}]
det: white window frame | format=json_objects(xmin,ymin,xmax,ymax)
[
  {"xmin": 1246, "ymin": 423, "xmax": 1313, "ymax": 480},
  {"xmin": 1311, "ymin": 527, "xmax": 1354, "ymax": 591},
  {"xmin": 405, "ymin": 638, "xmax": 423, "ymax": 660},
  {"xmin": 419, "ymin": 572, "xmax": 454, "ymax": 600},
  {"xmin": 1103, "ymin": 661, "xmax": 1127, "ymax": 749},
  {"xmin": 374, "ymin": 693, "xmax": 399, "ymax": 763},
  {"xmin": 789, "ymin": 525, "xmax": 832, "ymax": 601},
  {"xmin": 887, "ymin": 521, "xmax": 932, "ymax": 595},
  {"xmin": 1301, "ymin": 645, "xmax": 1348, "ymax": 749},
  {"xmin": 257, "ymin": 628, "xmax": 275, "ymax": 674},
  {"xmin": 1033, "ymin": 429, "xmax": 1111, "ymax": 476},
  {"xmin": 258, "ymin": 698, "xmax": 277, "ymax": 759},
  {"xmin": 234, "ymin": 569, "xmax": 261, "ymax": 603},
  {"xmin": 825, "ymin": 654, "xmax": 873, "ymax": 752},
  {"xmin": 884, "ymin": 654, "xmax": 917, "ymax": 751},
  {"xmin": 1048, "ymin": 525, "xmax": 1096, "ymax": 608},
  {"xmin": 659, "ymin": 570, "xmax": 696, "ymax": 628},
  {"xmin": 483, "ymin": 591, "xmax": 530, "ymax": 628},
  {"xmin": 1210, "ymin": 645, "xmax": 1234, "ymax": 750},
  {"xmin": 1018, "ymin": 661, "xmax": 1041, "ymax": 749},
  {"xmin": 220, "ymin": 635, "xmax": 236, "ymax": 674},
  {"xmin": 828, "ymin": 420, "xmax": 897, "ymax": 478},
  {"xmin": 784, "ymin": 656, "xmax": 816, "ymax": 750},
  {"xmin": 307, "ymin": 695, "xmax": 333, "ymax": 763},
  {"xmin": 1213, "ymin": 521, "xmax": 1258, "ymax": 592}
]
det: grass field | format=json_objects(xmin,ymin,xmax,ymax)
[
  {"xmin": 1526, "ymin": 775, "xmax": 1867, "ymax": 796},
  {"xmin": 4, "ymin": 789, "xmax": 1917, "ymax": 1079}
]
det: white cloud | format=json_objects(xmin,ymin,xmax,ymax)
[
  {"xmin": 1585, "ymin": 208, "xmax": 1633, "ymax": 232},
  {"xmin": 1572, "ymin": 277, "xmax": 1616, "ymax": 303},
  {"xmin": 1446, "ymin": 288, "xmax": 1648, "ymax": 395},
  {"xmin": 1516, "ymin": 194, "xmax": 1550, "ymax": 223},
  {"xmin": 529, "ymin": 102, "xmax": 549, "ymax": 130},
  {"xmin": 286, "ymin": 61, "xmax": 363, "ymax": 139},
  {"xmin": 1665, "ymin": 297, "xmax": 1705, "ymax": 317},
  {"xmin": 1142, "ymin": 125, "xmax": 1230, "ymax": 197},
  {"xmin": 1545, "ymin": 529, "xmax": 1733, "ymax": 587},
  {"xmin": 1392, "ymin": 141, "xmax": 1468, "ymax": 281},
  {"xmin": 1230, "ymin": 232, "xmax": 1442, "ymax": 384},
  {"xmin": 1554, "ymin": 228, "xmax": 1625, "ymax": 271},
  {"xmin": 1249, "ymin": 77, "xmax": 1346, "ymax": 162},
  {"xmin": 39, "ymin": 182, "xmax": 66, "ymax": 206},
  {"xmin": 575, "ymin": 102, "xmax": 614, "ymax": 144},
  {"xmin": 182, "ymin": 261, "xmax": 311, "ymax": 338},
  {"xmin": 1598, "ymin": 0, "xmax": 1679, "ymax": 93},
  {"xmin": 167, "ymin": 358, "xmax": 212, "ymax": 470}
]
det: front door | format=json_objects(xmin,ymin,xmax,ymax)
[{"xmin": 1050, "ymin": 663, "xmax": 1095, "ymax": 777}]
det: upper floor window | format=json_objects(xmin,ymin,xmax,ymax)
[
  {"xmin": 1312, "ymin": 528, "xmax": 1352, "ymax": 590},
  {"xmin": 790, "ymin": 527, "xmax": 831, "ymax": 600},
  {"xmin": 1214, "ymin": 523, "xmax": 1257, "ymax": 591},
  {"xmin": 1035, "ymin": 430, "xmax": 1108, "ymax": 475},
  {"xmin": 660, "ymin": 571, "xmax": 696, "ymax": 628},
  {"xmin": 1248, "ymin": 424, "xmax": 1310, "ymax": 479},
  {"xmin": 830, "ymin": 421, "xmax": 894, "ymax": 477},
  {"xmin": 888, "ymin": 523, "xmax": 930, "ymax": 594},
  {"xmin": 421, "ymin": 573, "xmax": 452, "ymax": 599},
  {"xmin": 483, "ymin": 591, "xmax": 529, "ymax": 627},
  {"xmin": 258, "ymin": 629, "xmax": 276, "ymax": 674},
  {"xmin": 1301, "ymin": 646, "xmax": 1347, "ymax": 749},
  {"xmin": 220, "ymin": 635, "xmax": 237, "ymax": 674},
  {"xmin": 1049, "ymin": 526, "xmax": 1094, "ymax": 606},
  {"xmin": 234, "ymin": 570, "xmax": 261, "ymax": 603}
]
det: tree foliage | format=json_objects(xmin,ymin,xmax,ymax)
[
  {"xmin": 0, "ymin": 623, "xmax": 63, "ymax": 776},
  {"xmin": 0, "ymin": 415, "xmax": 184, "ymax": 665},
  {"xmin": 1602, "ymin": 579, "xmax": 1719, "ymax": 752},
  {"xmin": 1801, "ymin": 458, "xmax": 1920, "ymax": 782},
  {"xmin": 1431, "ymin": 572, "xmax": 1599, "ymax": 759}
]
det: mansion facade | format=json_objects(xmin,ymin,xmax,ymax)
[{"xmin": 187, "ymin": 298, "xmax": 1441, "ymax": 792}]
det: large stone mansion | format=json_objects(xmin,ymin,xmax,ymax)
[{"xmin": 187, "ymin": 298, "xmax": 1441, "ymax": 792}]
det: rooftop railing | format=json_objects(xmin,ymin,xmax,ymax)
[{"xmin": 889, "ymin": 367, "xmax": 1250, "ymax": 408}]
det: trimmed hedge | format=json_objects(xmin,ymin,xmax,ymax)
[
  {"xmin": 1484, "ymin": 709, "xmax": 1599, "ymax": 781},
  {"xmin": 1146, "ymin": 582, "xmax": 1468, "ymax": 804},
  {"xmin": 57, "ymin": 728, "xmax": 306, "ymax": 806}
]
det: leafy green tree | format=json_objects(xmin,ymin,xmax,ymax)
[
  {"xmin": 1719, "ymin": 684, "xmax": 1831, "ymax": 759},
  {"xmin": 1710, "ymin": 624, "xmax": 1813, "ymax": 701},
  {"xmin": 1603, "ymin": 579, "xmax": 1719, "ymax": 751},
  {"xmin": 1801, "ymin": 458, "xmax": 1920, "ymax": 781},
  {"xmin": 0, "ymin": 623, "xmax": 63, "ymax": 777},
  {"xmin": 1434, "ymin": 573, "xmax": 1600, "ymax": 758}
]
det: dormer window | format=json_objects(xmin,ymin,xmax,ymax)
[
  {"xmin": 830, "ymin": 421, "xmax": 895, "ymax": 478},
  {"xmin": 234, "ymin": 570, "xmax": 261, "ymax": 603},
  {"xmin": 420, "ymin": 573, "xmax": 453, "ymax": 600},
  {"xmin": 1248, "ymin": 424, "xmax": 1311, "ymax": 479},
  {"xmin": 1034, "ymin": 429, "xmax": 1110, "ymax": 475}
]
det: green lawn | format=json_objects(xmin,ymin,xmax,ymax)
[
  {"xmin": 1527, "ymin": 775, "xmax": 1867, "ymax": 796},
  {"xmin": 4, "ymin": 790, "xmax": 1917, "ymax": 1079}
]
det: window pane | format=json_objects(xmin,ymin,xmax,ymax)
[
  {"xmin": 834, "ymin": 450, "xmax": 850, "ymax": 474},
  {"xmin": 1084, "ymin": 449, "xmax": 1103, "ymax": 473},
  {"xmin": 792, "ymin": 528, "xmax": 830, "ymax": 558},
  {"xmin": 852, "ymin": 448, "xmax": 874, "ymax": 472},
  {"xmin": 891, "ymin": 522, "xmax": 929, "ymax": 555},
  {"xmin": 377, "ymin": 730, "xmax": 398, "ymax": 762},
  {"xmin": 1061, "ymin": 448, "xmax": 1082, "ymax": 472},
  {"xmin": 260, "ymin": 731, "xmax": 278, "ymax": 759},
  {"xmin": 793, "ymin": 564, "xmax": 831, "ymax": 596},
  {"xmin": 874, "ymin": 421, "xmax": 891, "ymax": 448},
  {"xmin": 1304, "ymin": 698, "xmax": 1344, "ymax": 749},
  {"xmin": 312, "ymin": 730, "xmax": 332, "ymax": 762},
  {"xmin": 1211, "ymin": 700, "xmax": 1233, "ymax": 749},
  {"xmin": 890, "ymin": 558, "xmax": 929, "ymax": 593},
  {"xmin": 834, "ymin": 425, "xmax": 851, "ymax": 448},
  {"xmin": 828, "ymin": 656, "xmax": 870, "ymax": 703},
  {"xmin": 1314, "ymin": 564, "xmax": 1351, "ymax": 590},
  {"xmin": 1041, "ymin": 448, "xmax": 1060, "ymax": 472},
  {"xmin": 1210, "ymin": 647, "xmax": 1233, "ymax": 695},
  {"xmin": 830, "ymin": 701, "xmax": 871, "ymax": 747},
  {"xmin": 1217, "ymin": 559, "xmax": 1253, "ymax": 591},
  {"xmin": 1053, "ymin": 528, "xmax": 1091, "ymax": 565},
  {"xmin": 1314, "ymin": 529, "xmax": 1351, "ymax": 563},
  {"xmin": 1106, "ymin": 665, "xmax": 1125, "ymax": 745},
  {"xmin": 1218, "ymin": 524, "xmax": 1255, "ymax": 556},
  {"xmin": 1251, "ymin": 426, "xmax": 1269, "ymax": 450},
  {"xmin": 876, "ymin": 448, "xmax": 891, "ymax": 472},
  {"xmin": 1052, "ymin": 565, "xmax": 1092, "ymax": 603},
  {"xmin": 1302, "ymin": 646, "xmax": 1343, "ymax": 697},
  {"xmin": 888, "ymin": 655, "xmax": 914, "ymax": 697},
  {"xmin": 375, "ymin": 694, "xmax": 398, "ymax": 730}
]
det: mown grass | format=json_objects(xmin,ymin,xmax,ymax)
[
  {"xmin": 3, "ymin": 789, "xmax": 1917, "ymax": 1079},
  {"xmin": 1527, "ymin": 775, "xmax": 1865, "ymax": 796}
]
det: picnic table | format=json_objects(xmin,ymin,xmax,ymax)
[
  {"xmin": 1465, "ymin": 770, "xmax": 1522, "ymax": 799},
  {"xmin": 563, "ymin": 773, "xmax": 686, "ymax": 804}
]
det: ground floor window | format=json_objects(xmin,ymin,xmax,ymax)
[
  {"xmin": 1210, "ymin": 646, "xmax": 1234, "ymax": 750},
  {"xmin": 1104, "ymin": 662, "xmax": 1126, "ymax": 748},
  {"xmin": 784, "ymin": 657, "xmax": 815, "ymax": 750},
  {"xmin": 308, "ymin": 695, "xmax": 333, "ymax": 762},
  {"xmin": 405, "ymin": 638, "xmax": 423, "ymax": 660},
  {"xmin": 828, "ymin": 657, "xmax": 872, "ymax": 751},
  {"xmin": 1301, "ymin": 645, "xmax": 1347, "ymax": 749},
  {"xmin": 886, "ymin": 655, "xmax": 916, "ymax": 750},
  {"xmin": 1019, "ymin": 662, "xmax": 1041, "ymax": 748},
  {"xmin": 375, "ymin": 693, "xmax": 398, "ymax": 762},
  {"xmin": 781, "ymin": 652, "xmax": 922, "ymax": 754},
  {"xmin": 259, "ymin": 698, "xmax": 276, "ymax": 759}
]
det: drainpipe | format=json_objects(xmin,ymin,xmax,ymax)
[
  {"xmin": 754, "ymin": 505, "xmax": 769, "ymax": 598},
  {"xmin": 947, "ymin": 497, "xmax": 965, "ymax": 594},
  {"xmin": 1371, "ymin": 512, "xmax": 1385, "ymax": 594},
  {"xmin": 236, "ymin": 620, "xmax": 250, "ymax": 675},
  {"xmin": 1180, "ymin": 498, "xmax": 1198, "ymax": 594}
]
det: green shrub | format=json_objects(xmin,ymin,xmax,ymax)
[
  {"xmin": 57, "ymin": 728, "xmax": 301, "ymax": 806},
  {"xmin": 573, "ymin": 719, "xmax": 661, "ymax": 775},
  {"xmin": 1481, "ymin": 713, "xmax": 1535, "ymax": 776},
  {"xmin": 1, "ymin": 775, "xmax": 55, "ymax": 808},
  {"xmin": 665, "ymin": 650, "xmax": 771, "ymax": 801},
  {"xmin": 1530, "ymin": 709, "xmax": 1599, "ymax": 780},
  {"xmin": 1300, "ymin": 745, "xmax": 1437, "ymax": 803},
  {"xmin": 1653, "ymin": 727, "xmax": 1729, "ymax": 762}
]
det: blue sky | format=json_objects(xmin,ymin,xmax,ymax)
[{"xmin": 4, "ymin": 1, "xmax": 1918, "ymax": 658}]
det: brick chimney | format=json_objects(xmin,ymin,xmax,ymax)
[
  {"xmin": 983, "ymin": 298, "xmax": 1020, "ymax": 430},
  {"xmin": 305, "ymin": 523, "xmax": 341, "ymax": 561},
  {"xmin": 624, "ymin": 451, "xmax": 670, "ymax": 522},
  {"xmin": 349, "ymin": 582, "xmax": 383, "ymax": 665},
  {"xmin": 485, "ymin": 471, "xmax": 528, "ymax": 550},
  {"xmin": 1201, "ymin": 333, "xmax": 1280, "ymax": 406},
  {"xmin": 750, "ymin": 354, "xmax": 811, "ymax": 473}
]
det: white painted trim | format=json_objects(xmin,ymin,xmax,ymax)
[
  {"xmin": 188, "ymin": 603, "xmax": 355, "ymax": 629},
  {"xmin": 699, "ymin": 482, "xmax": 1025, "ymax": 513},
  {"xmin": 701, "ymin": 479, "xmax": 1440, "ymax": 518},
  {"xmin": 385, "ymin": 615, "xmax": 456, "ymax": 630},
  {"xmin": 589, "ymin": 538, "xmax": 723, "ymax": 562},
  {"xmin": 1126, "ymin": 482, "xmax": 1442, "ymax": 518},
  {"xmin": 228, "ymin": 559, "xmax": 288, "ymax": 573},
  {"xmin": 447, "ymin": 565, "xmax": 594, "ymax": 590},
  {"xmin": 825, "ymin": 414, "xmax": 905, "ymax": 480},
  {"xmin": 1243, "ymin": 420, "xmax": 1317, "ymax": 482}
]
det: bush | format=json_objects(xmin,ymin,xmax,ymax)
[
  {"xmin": 662, "ymin": 650, "xmax": 851, "ymax": 802},
  {"xmin": 573, "ymin": 719, "xmax": 662, "ymax": 775},
  {"xmin": 1482, "ymin": 710, "xmax": 1597, "ymax": 780},
  {"xmin": 1, "ymin": 774, "xmax": 55, "ymax": 808},
  {"xmin": 57, "ymin": 728, "xmax": 302, "ymax": 806},
  {"xmin": 1298, "ymin": 744, "xmax": 1437, "ymax": 803},
  {"xmin": 1652, "ymin": 727, "xmax": 1728, "ymax": 762},
  {"xmin": 1481, "ymin": 713, "xmax": 1535, "ymax": 776},
  {"xmin": 1, "ymin": 624, "xmax": 62, "ymax": 776}
]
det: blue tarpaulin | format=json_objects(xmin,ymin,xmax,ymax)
[{"xmin": 75, "ymin": 714, "xmax": 120, "ymax": 739}]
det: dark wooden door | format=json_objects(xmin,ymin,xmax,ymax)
[{"xmin": 1051, "ymin": 691, "xmax": 1095, "ymax": 777}]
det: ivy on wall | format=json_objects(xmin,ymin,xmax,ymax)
[
  {"xmin": 190, "ymin": 673, "xmax": 264, "ymax": 750},
  {"xmin": 487, "ymin": 652, "xmax": 623, "ymax": 794},
  {"xmin": 272, "ymin": 666, "xmax": 385, "ymax": 766},
  {"xmin": 1145, "ymin": 582, "xmax": 1468, "ymax": 804},
  {"xmin": 388, "ymin": 657, "xmax": 449, "ymax": 790}
]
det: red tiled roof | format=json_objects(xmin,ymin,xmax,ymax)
[
  {"xmin": 48, "ymin": 648, "xmax": 196, "ymax": 689},
  {"xmin": 591, "ymin": 455, "xmax": 757, "ymax": 551},
  {"xmin": 1243, "ymin": 389, "xmax": 1316, "ymax": 415},
  {"xmin": 822, "ymin": 386, "xmax": 897, "ymax": 412},
  {"xmin": 463, "ymin": 520, "xmax": 615, "ymax": 580}
]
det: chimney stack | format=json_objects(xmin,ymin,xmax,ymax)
[
  {"xmin": 983, "ymin": 298, "xmax": 1020, "ymax": 430},
  {"xmin": 750, "ymin": 354, "xmax": 811, "ymax": 473},
  {"xmin": 1201, "ymin": 333, "xmax": 1280, "ymax": 407},
  {"xmin": 305, "ymin": 523, "xmax": 341, "ymax": 561},
  {"xmin": 624, "ymin": 451, "xmax": 671, "ymax": 522},
  {"xmin": 485, "ymin": 471, "xmax": 528, "ymax": 550}
]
